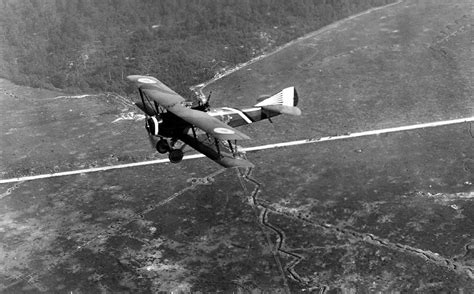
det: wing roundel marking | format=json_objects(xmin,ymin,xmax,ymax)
[
  {"xmin": 137, "ymin": 77, "xmax": 156, "ymax": 84},
  {"xmin": 213, "ymin": 127, "xmax": 235, "ymax": 135}
]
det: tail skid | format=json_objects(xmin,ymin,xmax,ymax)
[{"xmin": 254, "ymin": 87, "xmax": 301, "ymax": 116}]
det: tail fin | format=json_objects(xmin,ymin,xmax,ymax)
[{"xmin": 254, "ymin": 87, "xmax": 301, "ymax": 116}]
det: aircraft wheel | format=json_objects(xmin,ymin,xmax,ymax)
[
  {"xmin": 156, "ymin": 139, "xmax": 170, "ymax": 154},
  {"xmin": 168, "ymin": 149, "xmax": 184, "ymax": 163}
]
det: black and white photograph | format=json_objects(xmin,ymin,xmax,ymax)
[{"xmin": 0, "ymin": 0, "xmax": 472, "ymax": 292}]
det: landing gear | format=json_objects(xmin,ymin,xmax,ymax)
[
  {"xmin": 155, "ymin": 138, "xmax": 184, "ymax": 163},
  {"xmin": 156, "ymin": 139, "xmax": 170, "ymax": 154},
  {"xmin": 168, "ymin": 149, "xmax": 184, "ymax": 163}
]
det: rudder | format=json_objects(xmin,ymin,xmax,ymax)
[{"xmin": 255, "ymin": 87, "xmax": 301, "ymax": 116}]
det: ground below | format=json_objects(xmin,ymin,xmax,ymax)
[{"xmin": 0, "ymin": 0, "xmax": 473, "ymax": 292}]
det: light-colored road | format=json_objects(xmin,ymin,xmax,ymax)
[
  {"xmin": 243, "ymin": 117, "xmax": 474, "ymax": 151},
  {"xmin": 1, "ymin": 116, "xmax": 472, "ymax": 184},
  {"xmin": 191, "ymin": 0, "xmax": 404, "ymax": 98}
]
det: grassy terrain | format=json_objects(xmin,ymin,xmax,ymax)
[
  {"xmin": 203, "ymin": 0, "xmax": 473, "ymax": 138},
  {"xmin": 0, "ymin": 0, "xmax": 473, "ymax": 292},
  {"xmin": 1, "ymin": 118, "xmax": 472, "ymax": 292},
  {"xmin": 0, "ymin": 0, "xmax": 394, "ymax": 97},
  {"xmin": 0, "ymin": 78, "xmax": 155, "ymax": 178}
]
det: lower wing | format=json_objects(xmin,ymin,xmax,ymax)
[{"xmin": 178, "ymin": 133, "xmax": 253, "ymax": 168}]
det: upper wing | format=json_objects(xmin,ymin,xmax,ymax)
[
  {"xmin": 127, "ymin": 75, "xmax": 250, "ymax": 141},
  {"xmin": 127, "ymin": 75, "xmax": 185, "ymax": 106}
]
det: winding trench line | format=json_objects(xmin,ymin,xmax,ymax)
[
  {"xmin": 140, "ymin": 168, "xmax": 226, "ymax": 213},
  {"xmin": 0, "ymin": 182, "xmax": 22, "ymax": 200},
  {"xmin": 262, "ymin": 201, "xmax": 474, "ymax": 280},
  {"xmin": 236, "ymin": 168, "xmax": 291, "ymax": 293},
  {"xmin": 261, "ymin": 209, "xmax": 307, "ymax": 284},
  {"xmin": 238, "ymin": 167, "xmax": 474, "ymax": 287},
  {"xmin": 238, "ymin": 167, "xmax": 308, "ymax": 289}
]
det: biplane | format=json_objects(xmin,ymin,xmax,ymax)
[{"xmin": 127, "ymin": 75, "xmax": 301, "ymax": 168}]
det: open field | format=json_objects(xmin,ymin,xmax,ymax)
[
  {"xmin": 0, "ymin": 78, "xmax": 151, "ymax": 179},
  {"xmin": 202, "ymin": 0, "xmax": 473, "ymax": 141},
  {"xmin": 1, "ymin": 120, "xmax": 472, "ymax": 293},
  {"xmin": 0, "ymin": 0, "xmax": 473, "ymax": 292}
]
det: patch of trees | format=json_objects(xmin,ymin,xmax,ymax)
[{"xmin": 0, "ymin": 0, "xmax": 394, "ymax": 97}]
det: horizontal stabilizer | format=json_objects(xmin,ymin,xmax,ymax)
[{"xmin": 261, "ymin": 104, "xmax": 301, "ymax": 116}]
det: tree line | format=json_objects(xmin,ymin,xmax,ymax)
[{"xmin": 0, "ymin": 0, "xmax": 394, "ymax": 98}]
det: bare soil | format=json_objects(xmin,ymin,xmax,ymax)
[{"xmin": 0, "ymin": 0, "xmax": 472, "ymax": 292}]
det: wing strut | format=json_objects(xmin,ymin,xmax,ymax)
[
  {"xmin": 234, "ymin": 140, "xmax": 238, "ymax": 154},
  {"xmin": 227, "ymin": 140, "xmax": 234, "ymax": 154},
  {"xmin": 214, "ymin": 138, "xmax": 221, "ymax": 155}
]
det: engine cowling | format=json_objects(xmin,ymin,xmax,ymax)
[{"xmin": 146, "ymin": 116, "xmax": 160, "ymax": 136}]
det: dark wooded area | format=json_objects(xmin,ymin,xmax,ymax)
[{"xmin": 0, "ymin": 0, "xmax": 394, "ymax": 97}]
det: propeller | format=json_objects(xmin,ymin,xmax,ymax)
[
  {"xmin": 198, "ymin": 91, "xmax": 212, "ymax": 110},
  {"xmin": 145, "ymin": 119, "xmax": 156, "ymax": 148},
  {"xmin": 205, "ymin": 91, "xmax": 212, "ymax": 105}
]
